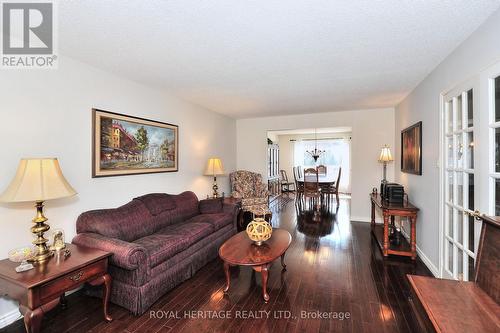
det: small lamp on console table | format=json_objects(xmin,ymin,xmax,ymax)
[
  {"xmin": 0, "ymin": 158, "xmax": 77, "ymax": 262},
  {"xmin": 378, "ymin": 145, "xmax": 393, "ymax": 184},
  {"xmin": 204, "ymin": 157, "xmax": 225, "ymax": 198}
]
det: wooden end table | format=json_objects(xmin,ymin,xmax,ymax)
[
  {"xmin": 0, "ymin": 243, "xmax": 112, "ymax": 333},
  {"xmin": 219, "ymin": 228, "xmax": 291, "ymax": 302},
  {"xmin": 370, "ymin": 193, "xmax": 419, "ymax": 260}
]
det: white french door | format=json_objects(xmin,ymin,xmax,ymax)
[
  {"xmin": 441, "ymin": 60, "xmax": 500, "ymax": 280},
  {"xmin": 442, "ymin": 80, "xmax": 480, "ymax": 280},
  {"xmin": 482, "ymin": 62, "xmax": 500, "ymax": 217}
]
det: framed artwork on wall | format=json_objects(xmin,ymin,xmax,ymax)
[
  {"xmin": 92, "ymin": 109, "xmax": 178, "ymax": 177},
  {"xmin": 401, "ymin": 121, "xmax": 422, "ymax": 175}
]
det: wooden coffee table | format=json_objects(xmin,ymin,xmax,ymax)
[{"xmin": 219, "ymin": 228, "xmax": 292, "ymax": 302}]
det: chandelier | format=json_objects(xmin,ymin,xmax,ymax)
[{"xmin": 306, "ymin": 129, "xmax": 325, "ymax": 162}]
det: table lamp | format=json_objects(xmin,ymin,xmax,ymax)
[
  {"xmin": 378, "ymin": 145, "xmax": 393, "ymax": 183},
  {"xmin": 0, "ymin": 158, "xmax": 77, "ymax": 262},
  {"xmin": 204, "ymin": 158, "xmax": 225, "ymax": 198}
]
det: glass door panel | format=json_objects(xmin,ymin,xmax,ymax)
[{"xmin": 442, "ymin": 87, "xmax": 477, "ymax": 280}]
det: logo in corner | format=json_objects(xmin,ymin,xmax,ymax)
[{"xmin": 1, "ymin": 1, "xmax": 57, "ymax": 69}]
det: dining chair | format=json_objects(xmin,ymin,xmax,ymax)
[
  {"xmin": 317, "ymin": 164, "xmax": 327, "ymax": 175},
  {"xmin": 323, "ymin": 167, "xmax": 342, "ymax": 204},
  {"xmin": 293, "ymin": 166, "xmax": 304, "ymax": 201},
  {"xmin": 303, "ymin": 168, "xmax": 321, "ymax": 211},
  {"xmin": 280, "ymin": 170, "xmax": 295, "ymax": 193},
  {"xmin": 297, "ymin": 166, "xmax": 303, "ymax": 179}
]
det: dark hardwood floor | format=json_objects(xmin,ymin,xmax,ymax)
[{"xmin": 1, "ymin": 195, "xmax": 432, "ymax": 333}]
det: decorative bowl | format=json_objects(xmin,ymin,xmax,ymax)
[
  {"xmin": 8, "ymin": 247, "xmax": 34, "ymax": 263},
  {"xmin": 246, "ymin": 218, "xmax": 273, "ymax": 245}
]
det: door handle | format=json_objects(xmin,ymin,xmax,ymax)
[{"xmin": 464, "ymin": 210, "xmax": 482, "ymax": 220}]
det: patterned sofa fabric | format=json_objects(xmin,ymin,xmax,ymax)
[
  {"xmin": 72, "ymin": 191, "xmax": 238, "ymax": 314},
  {"xmin": 229, "ymin": 170, "xmax": 269, "ymax": 211}
]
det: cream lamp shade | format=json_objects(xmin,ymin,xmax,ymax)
[
  {"xmin": 204, "ymin": 158, "xmax": 225, "ymax": 176},
  {"xmin": 378, "ymin": 145, "xmax": 393, "ymax": 162},
  {"xmin": 0, "ymin": 158, "xmax": 77, "ymax": 203}
]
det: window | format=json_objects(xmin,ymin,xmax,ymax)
[{"xmin": 293, "ymin": 138, "xmax": 351, "ymax": 193}]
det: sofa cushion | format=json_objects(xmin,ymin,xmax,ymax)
[
  {"xmin": 186, "ymin": 213, "xmax": 233, "ymax": 232},
  {"xmin": 76, "ymin": 200, "xmax": 152, "ymax": 242},
  {"xmin": 133, "ymin": 234, "xmax": 188, "ymax": 268},
  {"xmin": 145, "ymin": 191, "xmax": 201, "ymax": 233},
  {"xmin": 136, "ymin": 222, "xmax": 213, "ymax": 268},
  {"xmin": 134, "ymin": 193, "xmax": 176, "ymax": 216}
]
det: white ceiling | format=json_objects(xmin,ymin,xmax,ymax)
[{"xmin": 58, "ymin": 1, "xmax": 500, "ymax": 118}]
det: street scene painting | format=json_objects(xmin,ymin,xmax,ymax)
[{"xmin": 93, "ymin": 109, "xmax": 178, "ymax": 177}]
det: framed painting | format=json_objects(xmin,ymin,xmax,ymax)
[
  {"xmin": 401, "ymin": 121, "xmax": 422, "ymax": 175},
  {"xmin": 92, "ymin": 109, "xmax": 178, "ymax": 177}
]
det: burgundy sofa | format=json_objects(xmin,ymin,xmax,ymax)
[{"xmin": 72, "ymin": 191, "xmax": 238, "ymax": 315}]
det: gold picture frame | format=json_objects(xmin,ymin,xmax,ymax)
[{"xmin": 92, "ymin": 109, "xmax": 179, "ymax": 177}]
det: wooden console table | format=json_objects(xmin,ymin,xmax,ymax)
[
  {"xmin": 370, "ymin": 193, "xmax": 419, "ymax": 260},
  {"xmin": 0, "ymin": 244, "xmax": 112, "ymax": 333}
]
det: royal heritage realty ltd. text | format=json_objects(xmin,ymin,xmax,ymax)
[{"xmin": 150, "ymin": 310, "xmax": 351, "ymax": 321}]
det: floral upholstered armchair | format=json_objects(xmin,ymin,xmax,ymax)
[{"xmin": 229, "ymin": 170, "xmax": 269, "ymax": 212}]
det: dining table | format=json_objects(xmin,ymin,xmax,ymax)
[
  {"xmin": 297, "ymin": 174, "xmax": 337, "ymax": 186},
  {"xmin": 297, "ymin": 174, "xmax": 338, "ymax": 201}
]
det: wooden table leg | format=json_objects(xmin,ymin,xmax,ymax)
[
  {"xmin": 21, "ymin": 307, "xmax": 43, "ymax": 333},
  {"xmin": 20, "ymin": 298, "xmax": 59, "ymax": 333},
  {"xmin": 383, "ymin": 213, "xmax": 390, "ymax": 257},
  {"xmin": 281, "ymin": 252, "xmax": 287, "ymax": 270},
  {"xmin": 261, "ymin": 265, "xmax": 270, "ymax": 302},
  {"xmin": 410, "ymin": 215, "xmax": 417, "ymax": 260},
  {"xmin": 223, "ymin": 261, "xmax": 231, "ymax": 292},
  {"xmin": 88, "ymin": 273, "xmax": 113, "ymax": 322},
  {"xmin": 371, "ymin": 201, "xmax": 375, "ymax": 228}
]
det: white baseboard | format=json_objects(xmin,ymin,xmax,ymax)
[
  {"xmin": 416, "ymin": 245, "xmax": 439, "ymax": 277},
  {"xmin": 350, "ymin": 216, "xmax": 382, "ymax": 223},
  {"xmin": 0, "ymin": 309, "xmax": 21, "ymax": 329},
  {"xmin": 399, "ymin": 228, "xmax": 439, "ymax": 277}
]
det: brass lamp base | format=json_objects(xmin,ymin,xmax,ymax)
[
  {"xmin": 212, "ymin": 176, "xmax": 220, "ymax": 198},
  {"xmin": 29, "ymin": 201, "xmax": 54, "ymax": 263}
]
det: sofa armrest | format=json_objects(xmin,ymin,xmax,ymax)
[
  {"xmin": 223, "ymin": 202, "xmax": 240, "ymax": 229},
  {"xmin": 72, "ymin": 233, "xmax": 148, "ymax": 271},
  {"xmin": 199, "ymin": 198, "xmax": 224, "ymax": 214}
]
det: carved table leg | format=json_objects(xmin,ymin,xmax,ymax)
[
  {"xmin": 281, "ymin": 252, "xmax": 287, "ymax": 270},
  {"xmin": 410, "ymin": 215, "xmax": 417, "ymax": 260},
  {"xmin": 261, "ymin": 265, "xmax": 270, "ymax": 302},
  {"xmin": 21, "ymin": 307, "xmax": 43, "ymax": 333},
  {"xmin": 383, "ymin": 213, "xmax": 389, "ymax": 257},
  {"xmin": 88, "ymin": 273, "xmax": 113, "ymax": 322},
  {"xmin": 223, "ymin": 261, "xmax": 231, "ymax": 292}
]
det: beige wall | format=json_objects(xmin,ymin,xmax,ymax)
[
  {"xmin": 0, "ymin": 55, "xmax": 236, "ymax": 325},
  {"xmin": 395, "ymin": 7, "xmax": 500, "ymax": 277}
]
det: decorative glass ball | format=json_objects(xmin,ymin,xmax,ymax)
[{"xmin": 246, "ymin": 218, "xmax": 273, "ymax": 245}]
